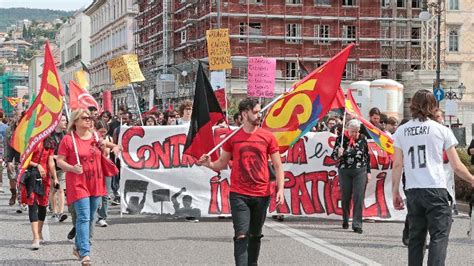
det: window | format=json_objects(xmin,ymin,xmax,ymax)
[
  {"xmin": 343, "ymin": 63, "xmax": 356, "ymax": 80},
  {"xmin": 286, "ymin": 62, "xmax": 297, "ymax": 78},
  {"xmin": 180, "ymin": 30, "xmax": 186, "ymax": 44},
  {"xmin": 448, "ymin": 0, "xmax": 459, "ymax": 10},
  {"xmin": 286, "ymin": 23, "xmax": 302, "ymax": 43},
  {"xmin": 411, "ymin": 26, "xmax": 420, "ymax": 46},
  {"xmin": 315, "ymin": 0, "xmax": 331, "ymax": 5},
  {"xmin": 342, "ymin": 0, "xmax": 356, "ymax": 6},
  {"xmin": 397, "ymin": 0, "xmax": 405, "ymax": 8},
  {"xmin": 342, "ymin": 25, "xmax": 356, "ymax": 43},
  {"xmin": 315, "ymin": 25, "xmax": 330, "ymax": 44},
  {"xmin": 239, "ymin": 22, "xmax": 262, "ymax": 43},
  {"xmin": 411, "ymin": 0, "xmax": 420, "ymax": 8},
  {"xmin": 448, "ymin": 29, "xmax": 458, "ymax": 52},
  {"xmin": 381, "ymin": 64, "xmax": 389, "ymax": 78},
  {"xmin": 396, "ymin": 23, "xmax": 406, "ymax": 46},
  {"xmin": 239, "ymin": 0, "xmax": 263, "ymax": 4},
  {"xmin": 381, "ymin": 22, "xmax": 391, "ymax": 46},
  {"xmin": 382, "ymin": 0, "xmax": 390, "ymax": 7},
  {"xmin": 286, "ymin": 0, "xmax": 302, "ymax": 4}
]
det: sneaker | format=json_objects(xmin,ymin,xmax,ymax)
[
  {"xmin": 59, "ymin": 213, "xmax": 68, "ymax": 222},
  {"xmin": 353, "ymin": 228, "xmax": 363, "ymax": 234},
  {"xmin": 31, "ymin": 239, "xmax": 40, "ymax": 250},
  {"xmin": 97, "ymin": 219, "xmax": 108, "ymax": 227},
  {"xmin": 67, "ymin": 227, "xmax": 76, "ymax": 240},
  {"xmin": 110, "ymin": 196, "xmax": 120, "ymax": 206},
  {"xmin": 342, "ymin": 222, "xmax": 349, "ymax": 229},
  {"xmin": 51, "ymin": 214, "xmax": 59, "ymax": 222}
]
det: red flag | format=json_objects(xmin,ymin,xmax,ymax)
[
  {"xmin": 141, "ymin": 105, "xmax": 158, "ymax": 118},
  {"xmin": 184, "ymin": 63, "xmax": 225, "ymax": 160},
  {"xmin": 11, "ymin": 41, "xmax": 65, "ymax": 178},
  {"xmin": 262, "ymin": 44, "xmax": 354, "ymax": 153},
  {"xmin": 103, "ymin": 90, "xmax": 113, "ymax": 113},
  {"xmin": 69, "ymin": 80, "xmax": 100, "ymax": 111},
  {"xmin": 345, "ymin": 90, "xmax": 394, "ymax": 154},
  {"xmin": 330, "ymin": 87, "xmax": 346, "ymax": 110}
]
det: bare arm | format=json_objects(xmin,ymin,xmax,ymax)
[
  {"xmin": 270, "ymin": 151, "xmax": 285, "ymax": 205},
  {"xmin": 56, "ymin": 155, "xmax": 83, "ymax": 174},
  {"xmin": 391, "ymin": 147, "xmax": 405, "ymax": 210},
  {"xmin": 48, "ymin": 155, "xmax": 58, "ymax": 181},
  {"xmin": 445, "ymin": 146, "xmax": 474, "ymax": 184},
  {"xmin": 198, "ymin": 150, "xmax": 232, "ymax": 172}
]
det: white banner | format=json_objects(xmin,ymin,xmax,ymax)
[{"xmin": 119, "ymin": 125, "xmax": 406, "ymax": 220}]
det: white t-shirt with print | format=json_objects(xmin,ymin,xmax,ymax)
[{"xmin": 393, "ymin": 118, "xmax": 458, "ymax": 189}]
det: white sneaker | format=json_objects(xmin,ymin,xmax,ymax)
[{"xmin": 97, "ymin": 219, "xmax": 108, "ymax": 227}]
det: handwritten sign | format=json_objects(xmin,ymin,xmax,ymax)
[
  {"xmin": 107, "ymin": 54, "xmax": 145, "ymax": 88},
  {"xmin": 206, "ymin": 29, "xmax": 232, "ymax": 71},
  {"xmin": 247, "ymin": 57, "xmax": 276, "ymax": 98}
]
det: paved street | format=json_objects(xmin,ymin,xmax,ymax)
[{"xmin": 0, "ymin": 182, "xmax": 472, "ymax": 265}]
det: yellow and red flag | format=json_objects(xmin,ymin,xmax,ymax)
[
  {"xmin": 5, "ymin": 97, "xmax": 24, "ymax": 107},
  {"xmin": 261, "ymin": 44, "xmax": 354, "ymax": 153},
  {"xmin": 11, "ymin": 41, "xmax": 65, "ymax": 170},
  {"xmin": 345, "ymin": 90, "xmax": 394, "ymax": 154}
]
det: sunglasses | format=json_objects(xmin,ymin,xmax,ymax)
[{"xmin": 80, "ymin": 116, "xmax": 92, "ymax": 121}]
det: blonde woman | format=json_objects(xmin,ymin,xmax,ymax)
[{"xmin": 56, "ymin": 109, "xmax": 105, "ymax": 265}]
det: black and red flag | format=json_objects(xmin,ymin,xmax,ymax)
[{"xmin": 184, "ymin": 63, "xmax": 225, "ymax": 160}]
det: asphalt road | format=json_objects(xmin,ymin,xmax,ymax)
[{"xmin": 0, "ymin": 182, "xmax": 472, "ymax": 265}]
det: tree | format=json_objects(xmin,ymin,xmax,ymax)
[{"xmin": 22, "ymin": 24, "xmax": 27, "ymax": 39}]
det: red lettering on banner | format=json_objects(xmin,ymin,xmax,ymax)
[
  {"xmin": 286, "ymin": 139, "xmax": 308, "ymax": 164},
  {"xmin": 121, "ymin": 127, "xmax": 197, "ymax": 169},
  {"xmin": 208, "ymin": 176, "xmax": 230, "ymax": 214},
  {"xmin": 363, "ymin": 172, "xmax": 391, "ymax": 218},
  {"xmin": 269, "ymin": 180, "xmax": 290, "ymax": 214},
  {"xmin": 368, "ymin": 143, "xmax": 392, "ymax": 170},
  {"xmin": 305, "ymin": 171, "xmax": 328, "ymax": 214},
  {"xmin": 329, "ymin": 174, "xmax": 343, "ymax": 215},
  {"xmin": 323, "ymin": 136, "xmax": 339, "ymax": 166}
]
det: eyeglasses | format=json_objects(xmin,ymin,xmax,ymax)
[{"xmin": 80, "ymin": 116, "xmax": 92, "ymax": 121}]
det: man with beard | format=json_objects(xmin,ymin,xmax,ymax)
[{"xmin": 199, "ymin": 98, "xmax": 284, "ymax": 266}]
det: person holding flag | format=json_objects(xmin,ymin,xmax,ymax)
[
  {"xmin": 56, "ymin": 109, "xmax": 107, "ymax": 265},
  {"xmin": 330, "ymin": 119, "xmax": 371, "ymax": 234},
  {"xmin": 20, "ymin": 137, "xmax": 58, "ymax": 250},
  {"xmin": 198, "ymin": 98, "xmax": 285, "ymax": 266}
]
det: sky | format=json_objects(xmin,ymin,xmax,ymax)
[{"xmin": 0, "ymin": 0, "xmax": 93, "ymax": 11}]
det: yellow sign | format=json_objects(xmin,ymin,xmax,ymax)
[
  {"xmin": 206, "ymin": 29, "xmax": 232, "ymax": 71},
  {"xmin": 107, "ymin": 54, "xmax": 145, "ymax": 88},
  {"xmin": 74, "ymin": 70, "xmax": 89, "ymax": 90}
]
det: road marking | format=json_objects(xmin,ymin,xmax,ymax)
[{"xmin": 266, "ymin": 221, "xmax": 381, "ymax": 266}]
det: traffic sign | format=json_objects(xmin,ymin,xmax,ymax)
[{"xmin": 434, "ymin": 88, "xmax": 445, "ymax": 101}]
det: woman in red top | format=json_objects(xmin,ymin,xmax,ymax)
[
  {"xmin": 20, "ymin": 139, "xmax": 57, "ymax": 250},
  {"xmin": 57, "ymin": 109, "xmax": 106, "ymax": 265}
]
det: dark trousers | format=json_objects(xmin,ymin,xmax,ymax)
[
  {"xmin": 338, "ymin": 168, "xmax": 367, "ymax": 230},
  {"xmin": 406, "ymin": 188, "xmax": 452, "ymax": 266},
  {"xmin": 111, "ymin": 174, "xmax": 120, "ymax": 196},
  {"xmin": 230, "ymin": 192, "xmax": 270, "ymax": 266}
]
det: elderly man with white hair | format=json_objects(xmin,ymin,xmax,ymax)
[{"xmin": 331, "ymin": 119, "xmax": 371, "ymax": 234}]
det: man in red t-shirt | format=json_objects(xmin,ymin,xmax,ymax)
[{"xmin": 199, "ymin": 98, "xmax": 284, "ymax": 266}]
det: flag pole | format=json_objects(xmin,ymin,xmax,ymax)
[
  {"xmin": 63, "ymin": 99, "xmax": 81, "ymax": 166},
  {"xmin": 340, "ymin": 94, "xmax": 348, "ymax": 148},
  {"xmin": 129, "ymin": 83, "xmax": 144, "ymax": 126},
  {"xmin": 206, "ymin": 93, "xmax": 284, "ymax": 156}
]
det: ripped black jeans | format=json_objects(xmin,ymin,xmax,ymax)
[{"xmin": 230, "ymin": 192, "xmax": 270, "ymax": 266}]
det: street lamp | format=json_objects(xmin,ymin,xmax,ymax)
[
  {"xmin": 445, "ymin": 83, "xmax": 466, "ymax": 100},
  {"xmin": 419, "ymin": 0, "xmax": 443, "ymax": 96}
]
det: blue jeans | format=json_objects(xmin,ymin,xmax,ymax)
[{"xmin": 74, "ymin": 196, "xmax": 101, "ymax": 257}]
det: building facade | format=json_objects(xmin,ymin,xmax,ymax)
[
  {"xmin": 58, "ymin": 11, "xmax": 91, "ymax": 88},
  {"xmin": 444, "ymin": 0, "xmax": 474, "ymax": 141},
  {"xmin": 85, "ymin": 0, "xmax": 138, "ymax": 113},
  {"xmin": 28, "ymin": 54, "xmax": 44, "ymax": 99},
  {"xmin": 0, "ymin": 64, "xmax": 29, "ymax": 115},
  {"xmin": 135, "ymin": 0, "xmax": 425, "ymax": 108}
]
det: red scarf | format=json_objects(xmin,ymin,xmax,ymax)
[{"xmin": 344, "ymin": 131, "xmax": 357, "ymax": 148}]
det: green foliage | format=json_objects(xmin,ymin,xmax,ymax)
[
  {"xmin": 455, "ymin": 148, "xmax": 473, "ymax": 202},
  {"xmin": 0, "ymin": 8, "xmax": 74, "ymax": 31}
]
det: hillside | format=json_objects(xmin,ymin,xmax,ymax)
[{"xmin": 0, "ymin": 8, "xmax": 75, "ymax": 31}]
